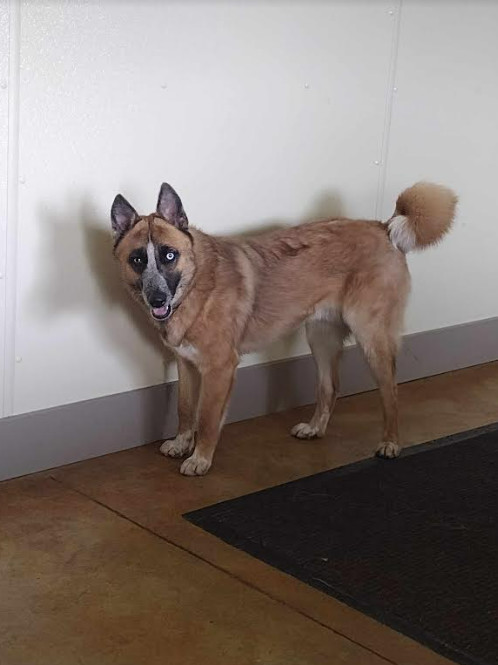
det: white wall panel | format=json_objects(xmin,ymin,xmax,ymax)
[
  {"xmin": 381, "ymin": 0, "xmax": 498, "ymax": 334},
  {"xmin": 0, "ymin": 0, "xmax": 11, "ymax": 418},
  {"xmin": 12, "ymin": 0, "xmax": 396, "ymax": 414}
]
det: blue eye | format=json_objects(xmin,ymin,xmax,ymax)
[{"xmin": 160, "ymin": 247, "xmax": 178, "ymax": 263}]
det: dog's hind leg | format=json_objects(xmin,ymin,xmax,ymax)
[
  {"xmin": 345, "ymin": 312, "xmax": 401, "ymax": 459},
  {"xmin": 291, "ymin": 311, "xmax": 348, "ymax": 439}
]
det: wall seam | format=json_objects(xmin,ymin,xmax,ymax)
[
  {"xmin": 3, "ymin": 0, "xmax": 21, "ymax": 417},
  {"xmin": 374, "ymin": 0, "xmax": 402, "ymax": 220},
  {"xmin": 0, "ymin": 0, "xmax": 9, "ymax": 418}
]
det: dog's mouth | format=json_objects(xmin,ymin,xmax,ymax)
[{"xmin": 150, "ymin": 304, "xmax": 172, "ymax": 321}]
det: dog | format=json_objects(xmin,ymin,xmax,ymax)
[{"xmin": 111, "ymin": 181, "xmax": 457, "ymax": 476}]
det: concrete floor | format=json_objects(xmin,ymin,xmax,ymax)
[{"xmin": 2, "ymin": 361, "xmax": 498, "ymax": 665}]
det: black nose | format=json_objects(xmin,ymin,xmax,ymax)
[{"xmin": 149, "ymin": 293, "xmax": 167, "ymax": 308}]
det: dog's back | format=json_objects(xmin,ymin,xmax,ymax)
[{"xmin": 236, "ymin": 182, "xmax": 457, "ymax": 352}]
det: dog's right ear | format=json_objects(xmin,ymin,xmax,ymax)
[{"xmin": 111, "ymin": 194, "xmax": 139, "ymax": 241}]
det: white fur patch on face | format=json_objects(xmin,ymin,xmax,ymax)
[
  {"xmin": 387, "ymin": 215, "xmax": 416, "ymax": 253},
  {"xmin": 146, "ymin": 239, "xmax": 156, "ymax": 264}
]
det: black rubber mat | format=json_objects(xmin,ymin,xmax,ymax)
[{"xmin": 185, "ymin": 424, "xmax": 498, "ymax": 665}]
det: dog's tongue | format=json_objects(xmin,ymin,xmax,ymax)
[{"xmin": 152, "ymin": 305, "xmax": 169, "ymax": 318}]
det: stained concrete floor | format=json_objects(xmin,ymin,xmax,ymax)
[{"xmin": 2, "ymin": 361, "xmax": 498, "ymax": 665}]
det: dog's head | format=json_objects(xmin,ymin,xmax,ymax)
[{"xmin": 111, "ymin": 183, "xmax": 195, "ymax": 323}]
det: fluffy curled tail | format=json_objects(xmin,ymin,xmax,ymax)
[{"xmin": 386, "ymin": 182, "xmax": 457, "ymax": 253}]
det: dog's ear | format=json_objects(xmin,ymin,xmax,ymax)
[
  {"xmin": 111, "ymin": 194, "xmax": 139, "ymax": 240},
  {"xmin": 156, "ymin": 183, "xmax": 189, "ymax": 231}
]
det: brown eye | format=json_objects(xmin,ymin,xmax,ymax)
[{"xmin": 128, "ymin": 250, "xmax": 147, "ymax": 272}]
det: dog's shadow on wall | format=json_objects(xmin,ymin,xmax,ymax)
[
  {"xmin": 234, "ymin": 190, "xmax": 345, "ymax": 415},
  {"xmin": 35, "ymin": 196, "xmax": 171, "ymax": 441},
  {"xmin": 36, "ymin": 189, "xmax": 343, "ymax": 436}
]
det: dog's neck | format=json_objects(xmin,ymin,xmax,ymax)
[{"xmin": 158, "ymin": 228, "xmax": 217, "ymax": 348}]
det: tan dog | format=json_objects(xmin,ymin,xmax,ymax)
[{"xmin": 111, "ymin": 182, "xmax": 457, "ymax": 476}]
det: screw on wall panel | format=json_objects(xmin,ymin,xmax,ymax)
[
  {"xmin": 374, "ymin": 160, "xmax": 381, "ymax": 166},
  {"xmin": 0, "ymin": 80, "xmax": 7, "ymax": 90},
  {"xmin": 15, "ymin": 356, "xmax": 22, "ymax": 363},
  {"xmin": 304, "ymin": 83, "xmax": 310, "ymax": 89},
  {"xmin": 388, "ymin": 9, "xmax": 395, "ymax": 16},
  {"xmin": 0, "ymin": 272, "xmax": 4, "ymax": 279},
  {"xmin": 19, "ymin": 176, "xmax": 26, "ymax": 184},
  {"xmin": 393, "ymin": 86, "xmax": 398, "ymax": 93}
]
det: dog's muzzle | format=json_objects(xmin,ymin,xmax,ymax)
[
  {"xmin": 148, "ymin": 293, "xmax": 173, "ymax": 321},
  {"xmin": 151, "ymin": 303, "xmax": 172, "ymax": 321}
]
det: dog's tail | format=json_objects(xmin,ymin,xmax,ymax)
[{"xmin": 386, "ymin": 182, "xmax": 457, "ymax": 253}]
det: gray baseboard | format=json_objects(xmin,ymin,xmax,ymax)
[{"xmin": 1, "ymin": 317, "xmax": 498, "ymax": 482}]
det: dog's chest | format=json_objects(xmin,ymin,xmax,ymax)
[
  {"xmin": 160, "ymin": 333, "xmax": 200, "ymax": 365},
  {"xmin": 175, "ymin": 342, "xmax": 200, "ymax": 364}
]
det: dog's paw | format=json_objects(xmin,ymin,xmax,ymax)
[
  {"xmin": 160, "ymin": 431, "xmax": 195, "ymax": 458},
  {"xmin": 376, "ymin": 441, "xmax": 400, "ymax": 459},
  {"xmin": 291, "ymin": 422, "xmax": 324, "ymax": 440},
  {"xmin": 180, "ymin": 453, "xmax": 212, "ymax": 476}
]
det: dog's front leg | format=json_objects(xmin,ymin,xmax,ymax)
[
  {"xmin": 180, "ymin": 358, "xmax": 237, "ymax": 476},
  {"xmin": 160, "ymin": 357, "xmax": 200, "ymax": 459}
]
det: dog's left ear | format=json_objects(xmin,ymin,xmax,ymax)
[
  {"xmin": 156, "ymin": 183, "xmax": 189, "ymax": 231},
  {"xmin": 111, "ymin": 194, "xmax": 139, "ymax": 241}
]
